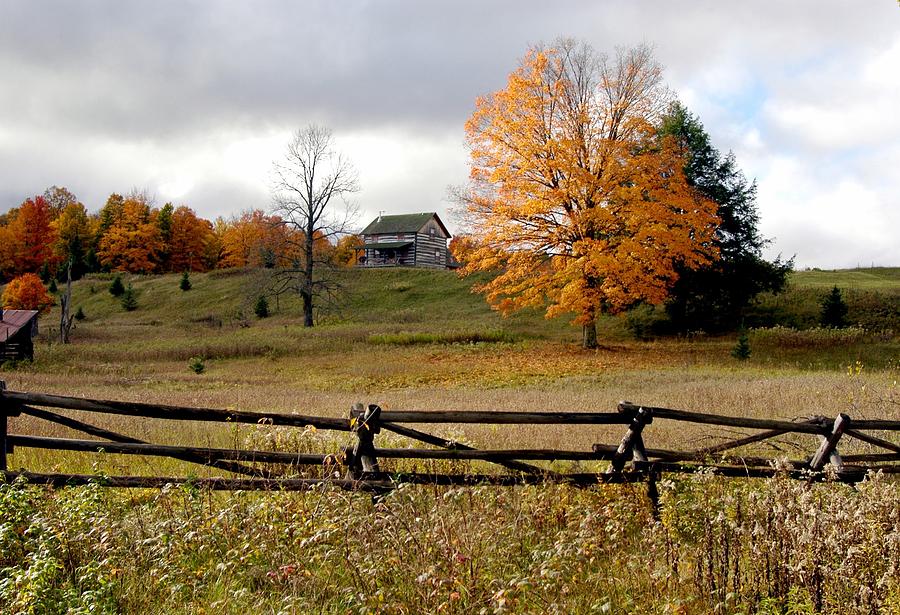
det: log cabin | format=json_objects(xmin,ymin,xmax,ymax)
[{"xmin": 358, "ymin": 212, "xmax": 451, "ymax": 268}]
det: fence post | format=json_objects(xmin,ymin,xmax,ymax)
[
  {"xmin": 347, "ymin": 403, "xmax": 381, "ymax": 479},
  {"xmin": 609, "ymin": 403, "xmax": 653, "ymax": 473},
  {"xmin": 609, "ymin": 402, "xmax": 659, "ymax": 519},
  {"xmin": 809, "ymin": 413, "xmax": 849, "ymax": 472},
  {"xmin": 1, "ymin": 381, "xmax": 7, "ymax": 472}
]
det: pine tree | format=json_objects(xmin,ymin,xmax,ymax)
[
  {"xmin": 820, "ymin": 286, "xmax": 848, "ymax": 328},
  {"xmin": 121, "ymin": 283, "xmax": 138, "ymax": 311},
  {"xmin": 658, "ymin": 102, "xmax": 792, "ymax": 333},
  {"xmin": 74, "ymin": 306, "xmax": 86, "ymax": 321},
  {"xmin": 254, "ymin": 295, "xmax": 269, "ymax": 318},
  {"xmin": 180, "ymin": 271, "xmax": 192, "ymax": 291},
  {"xmin": 47, "ymin": 278, "xmax": 58, "ymax": 294},
  {"xmin": 109, "ymin": 274, "xmax": 125, "ymax": 297},
  {"xmin": 731, "ymin": 330, "xmax": 751, "ymax": 360}
]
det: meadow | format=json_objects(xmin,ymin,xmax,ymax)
[{"xmin": 1, "ymin": 267, "xmax": 898, "ymax": 613}]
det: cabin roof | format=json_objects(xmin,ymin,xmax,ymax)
[
  {"xmin": 361, "ymin": 212, "xmax": 451, "ymax": 237},
  {"xmin": 363, "ymin": 240, "xmax": 414, "ymax": 250},
  {"xmin": 0, "ymin": 309, "xmax": 38, "ymax": 342}
]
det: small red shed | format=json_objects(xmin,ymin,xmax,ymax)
[{"xmin": 0, "ymin": 309, "xmax": 39, "ymax": 361}]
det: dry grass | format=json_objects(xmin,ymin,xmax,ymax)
[{"xmin": 1, "ymin": 269, "xmax": 898, "ymax": 613}]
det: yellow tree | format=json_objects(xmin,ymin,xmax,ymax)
[
  {"xmin": 166, "ymin": 206, "xmax": 213, "ymax": 272},
  {"xmin": 459, "ymin": 41, "xmax": 719, "ymax": 348},
  {"xmin": 97, "ymin": 196, "xmax": 163, "ymax": 273}
]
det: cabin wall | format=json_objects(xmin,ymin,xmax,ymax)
[{"xmin": 414, "ymin": 233, "xmax": 448, "ymax": 268}]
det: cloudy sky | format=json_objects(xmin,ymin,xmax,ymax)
[{"xmin": 1, "ymin": 1, "xmax": 897, "ymax": 268}]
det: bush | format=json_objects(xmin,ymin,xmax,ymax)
[
  {"xmin": 1, "ymin": 273, "xmax": 55, "ymax": 314},
  {"xmin": 180, "ymin": 271, "xmax": 192, "ymax": 291},
  {"xmin": 74, "ymin": 306, "xmax": 86, "ymax": 321},
  {"xmin": 254, "ymin": 295, "xmax": 269, "ymax": 318},
  {"xmin": 625, "ymin": 304, "xmax": 669, "ymax": 340},
  {"xmin": 188, "ymin": 356, "xmax": 206, "ymax": 374},
  {"xmin": 109, "ymin": 275, "xmax": 125, "ymax": 297},
  {"xmin": 120, "ymin": 284, "xmax": 137, "ymax": 311},
  {"xmin": 367, "ymin": 330, "xmax": 517, "ymax": 345}
]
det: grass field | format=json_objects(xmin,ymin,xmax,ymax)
[{"xmin": 1, "ymin": 266, "xmax": 899, "ymax": 613}]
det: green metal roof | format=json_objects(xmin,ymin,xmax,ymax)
[
  {"xmin": 360, "ymin": 212, "xmax": 450, "ymax": 237},
  {"xmin": 363, "ymin": 240, "xmax": 413, "ymax": 250}
]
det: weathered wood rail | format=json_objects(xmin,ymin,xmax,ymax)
[{"xmin": 2, "ymin": 382, "xmax": 899, "ymax": 511}]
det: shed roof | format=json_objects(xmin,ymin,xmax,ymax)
[
  {"xmin": 0, "ymin": 309, "xmax": 38, "ymax": 342},
  {"xmin": 361, "ymin": 212, "xmax": 450, "ymax": 237}
]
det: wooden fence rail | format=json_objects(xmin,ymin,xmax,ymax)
[{"xmin": 2, "ymin": 383, "xmax": 899, "ymax": 510}]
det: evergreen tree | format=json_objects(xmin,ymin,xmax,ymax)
[
  {"xmin": 109, "ymin": 274, "xmax": 125, "ymax": 297},
  {"xmin": 658, "ymin": 102, "xmax": 792, "ymax": 333},
  {"xmin": 121, "ymin": 283, "xmax": 138, "ymax": 311},
  {"xmin": 820, "ymin": 286, "xmax": 848, "ymax": 328},
  {"xmin": 74, "ymin": 306, "xmax": 86, "ymax": 321},
  {"xmin": 47, "ymin": 278, "xmax": 58, "ymax": 294},
  {"xmin": 254, "ymin": 295, "xmax": 269, "ymax": 318},
  {"xmin": 731, "ymin": 330, "xmax": 751, "ymax": 360},
  {"xmin": 39, "ymin": 261, "xmax": 52, "ymax": 283},
  {"xmin": 180, "ymin": 271, "xmax": 192, "ymax": 291}
]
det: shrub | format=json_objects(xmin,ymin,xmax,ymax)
[
  {"xmin": 47, "ymin": 278, "xmax": 58, "ymax": 294},
  {"xmin": 109, "ymin": 275, "xmax": 125, "ymax": 297},
  {"xmin": 367, "ymin": 330, "xmax": 517, "ymax": 345},
  {"xmin": 180, "ymin": 271, "xmax": 192, "ymax": 291},
  {"xmin": 820, "ymin": 286, "xmax": 849, "ymax": 328},
  {"xmin": 625, "ymin": 303, "xmax": 668, "ymax": 340},
  {"xmin": 188, "ymin": 356, "xmax": 206, "ymax": 374},
  {"xmin": 74, "ymin": 306, "xmax": 86, "ymax": 321},
  {"xmin": 1, "ymin": 273, "xmax": 54, "ymax": 314},
  {"xmin": 254, "ymin": 295, "xmax": 269, "ymax": 318},
  {"xmin": 120, "ymin": 284, "xmax": 137, "ymax": 311}
]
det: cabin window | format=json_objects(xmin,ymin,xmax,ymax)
[
  {"xmin": 434, "ymin": 249, "xmax": 441, "ymax": 261},
  {"xmin": 429, "ymin": 227, "xmax": 435, "ymax": 237}
]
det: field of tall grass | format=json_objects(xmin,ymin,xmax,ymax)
[{"xmin": 1, "ymin": 267, "xmax": 899, "ymax": 613}]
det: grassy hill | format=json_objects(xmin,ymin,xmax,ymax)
[
  {"xmin": 789, "ymin": 267, "xmax": 900, "ymax": 291},
  {"xmin": 14, "ymin": 265, "xmax": 900, "ymax": 366},
  {"xmin": 750, "ymin": 267, "xmax": 900, "ymax": 331}
]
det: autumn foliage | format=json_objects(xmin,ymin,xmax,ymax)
[
  {"xmin": 459, "ymin": 42, "xmax": 719, "ymax": 347},
  {"xmin": 2, "ymin": 273, "xmax": 54, "ymax": 314},
  {"xmin": 0, "ymin": 186, "xmax": 354, "ymax": 282}
]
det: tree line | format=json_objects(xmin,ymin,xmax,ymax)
[{"xmin": 0, "ymin": 187, "xmax": 363, "ymax": 283}]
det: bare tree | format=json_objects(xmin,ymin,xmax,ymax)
[
  {"xmin": 271, "ymin": 125, "xmax": 359, "ymax": 327},
  {"xmin": 59, "ymin": 260, "xmax": 75, "ymax": 343}
]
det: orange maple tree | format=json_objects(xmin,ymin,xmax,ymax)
[
  {"xmin": 333, "ymin": 234, "xmax": 363, "ymax": 267},
  {"xmin": 459, "ymin": 42, "xmax": 719, "ymax": 347},
  {"xmin": 218, "ymin": 209, "xmax": 303, "ymax": 268},
  {"xmin": 2, "ymin": 273, "xmax": 54, "ymax": 314},
  {"xmin": 96, "ymin": 197, "xmax": 164, "ymax": 273},
  {"xmin": 6, "ymin": 196, "xmax": 58, "ymax": 275},
  {"xmin": 166, "ymin": 206, "xmax": 214, "ymax": 272}
]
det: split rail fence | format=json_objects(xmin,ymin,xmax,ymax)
[{"xmin": 2, "ymin": 380, "xmax": 899, "ymax": 511}]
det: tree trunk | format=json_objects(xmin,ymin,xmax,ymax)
[
  {"xmin": 59, "ymin": 262, "xmax": 74, "ymax": 344},
  {"xmin": 304, "ymin": 223, "xmax": 315, "ymax": 327},
  {"xmin": 582, "ymin": 318, "xmax": 597, "ymax": 349},
  {"xmin": 302, "ymin": 292, "xmax": 313, "ymax": 327}
]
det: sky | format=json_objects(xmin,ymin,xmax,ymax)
[{"xmin": 0, "ymin": 1, "xmax": 897, "ymax": 269}]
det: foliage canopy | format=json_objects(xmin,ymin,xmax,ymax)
[{"xmin": 457, "ymin": 41, "xmax": 719, "ymax": 347}]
